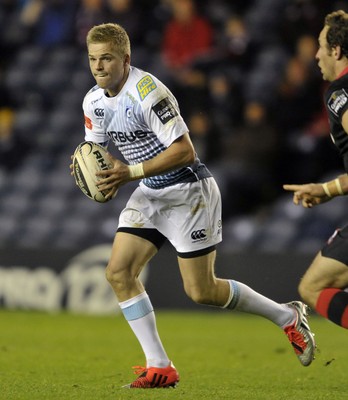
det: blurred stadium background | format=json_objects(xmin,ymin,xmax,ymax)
[{"xmin": 1, "ymin": 0, "xmax": 348, "ymax": 313}]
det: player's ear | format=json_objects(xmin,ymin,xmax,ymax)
[
  {"xmin": 334, "ymin": 45, "xmax": 342, "ymax": 60},
  {"xmin": 124, "ymin": 54, "xmax": 130, "ymax": 67}
]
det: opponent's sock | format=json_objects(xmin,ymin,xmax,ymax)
[
  {"xmin": 316, "ymin": 288, "xmax": 348, "ymax": 328},
  {"xmin": 119, "ymin": 292, "xmax": 170, "ymax": 367},
  {"xmin": 224, "ymin": 280, "xmax": 295, "ymax": 328}
]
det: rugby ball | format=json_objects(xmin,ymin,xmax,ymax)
[{"xmin": 73, "ymin": 141, "xmax": 117, "ymax": 203}]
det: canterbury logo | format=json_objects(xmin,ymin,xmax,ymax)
[
  {"xmin": 150, "ymin": 373, "xmax": 168, "ymax": 387},
  {"xmin": 94, "ymin": 108, "xmax": 104, "ymax": 118},
  {"xmin": 191, "ymin": 229, "xmax": 207, "ymax": 240}
]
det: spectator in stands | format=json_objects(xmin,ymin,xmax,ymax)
[
  {"xmin": 275, "ymin": 32, "xmax": 344, "ymax": 185},
  {"xmin": 75, "ymin": 0, "xmax": 108, "ymax": 48},
  {"xmin": 206, "ymin": 69, "xmax": 243, "ymax": 134},
  {"xmin": 0, "ymin": 63, "xmax": 31, "ymax": 171},
  {"xmin": 105, "ymin": 0, "xmax": 150, "ymax": 68},
  {"xmin": 186, "ymin": 109, "xmax": 221, "ymax": 164},
  {"xmin": 220, "ymin": 101, "xmax": 278, "ymax": 216},
  {"xmin": 156, "ymin": 0, "xmax": 214, "ymax": 113},
  {"xmin": 273, "ymin": 55, "xmax": 323, "ymax": 183},
  {"xmin": 0, "ymin": 108, "xmax": 31, "ymax": 171},
  {"xmin": 106, "ymin": 0, "xmax": 143, "ymax": 46},
  {"xmin": 296, "ymin": 34, "xmax": 320, "ymax": 70},
  {"xmin": 20, "ymin": 0, "xmax": 78, "ymax": 47},
  {"xmin": 215, "ymin": 15, "xmax": 255, "ymax": 74},
  {"xmin": 161, "ymin": 0, "xmax": 213, "ymax": 70},
  {"xmin": 0, "ymin": 0, "xmax": 35, "ymax": 54},
  {"xmin": 280, "ymin": 0, "xmax": 333, "ymax": 51}
]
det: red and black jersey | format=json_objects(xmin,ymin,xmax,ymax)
[{"xmin": 324, "ymin": 69, "xmax": 348, "ymax": 172}]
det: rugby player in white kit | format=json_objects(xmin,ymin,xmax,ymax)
[{"xmin": 77, "ymin": 23, "xmax": 316, "ymax": 388}]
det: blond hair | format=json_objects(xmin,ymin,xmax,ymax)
[{"xmin": 87, "ymin": 23, "xmax": 131, "ymax": 59}]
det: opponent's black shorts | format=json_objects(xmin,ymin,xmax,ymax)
[{"xmin": 321, "ymin": 224, "xmax": 348, "ymax": 265}]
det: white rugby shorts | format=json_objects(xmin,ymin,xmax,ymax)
[{"xmin": 118, "ymin": 177, "xmax": 222, "ymax": 253}]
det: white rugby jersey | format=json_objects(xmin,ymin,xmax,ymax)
[{"xmin": 83, "ymin": 66, "xmax": 211, "ymax": 189}]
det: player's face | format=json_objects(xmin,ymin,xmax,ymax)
[
  {"xmin": 88, "ymin": 41, "xmax": 129, "ymax": 96},
  {"xmin": 316, "ymin": 26, "xmax": 336, "ymax": 82}
]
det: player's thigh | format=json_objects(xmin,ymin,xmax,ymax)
[
  {"xmin": 177, "ymin": 250, "xmax": 217, "ymax": 289},
  {"xmin": 177, "ymin": 251, "xmax": 230, "ymax": 305},
  {"xmin": 301, "ymin": 252, "xmax": 348, "ymax": 290},
  {"xmin": 150, "ymin": 178, "xmax": 222, "ymax": 254},
  {"xmin": 108, "ymin": 231, "xmax": 158, "ymax": 278}
]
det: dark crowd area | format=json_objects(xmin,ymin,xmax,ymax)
[{"xmin": 0, "ymin": 0, "xmax": 348, "ymax": 251}]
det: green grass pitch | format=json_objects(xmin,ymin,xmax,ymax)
[{"xmin": 1, "ymin": 309, "xmax": 347, "ymax": 400}]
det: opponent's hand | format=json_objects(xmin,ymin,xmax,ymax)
[{"xmin": 283, "ymin": 183, "xmax": 331, "ymax": 208}]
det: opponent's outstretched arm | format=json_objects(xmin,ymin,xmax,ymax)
[{"xmin": 283, "ymin": 174, "xmax": 348, "ymax": 208}]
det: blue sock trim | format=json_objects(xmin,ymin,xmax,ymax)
[
  {"xmin": 227, "ymin": 280, "xmax": 240, "ymax": 310},
  {"xmin": 121, "ymin": 297, "xmax": 154, "ymax": 321}
]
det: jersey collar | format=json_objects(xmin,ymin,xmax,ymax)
[{"xmin": 337, "ymin": 66, "xmax": 348, "ymax": 79}]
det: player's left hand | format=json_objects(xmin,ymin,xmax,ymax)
[{"xmin": 95, "ymin": 155, "xmax": 129, "ymax": 198}]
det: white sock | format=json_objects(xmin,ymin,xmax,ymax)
[
  {"xmin": 119, "ymin": 292, "xmax": 170, "ymax": 368},
  {"xmin": 225, "ymin": 280, "xmax": 295, "ymax": 328}
]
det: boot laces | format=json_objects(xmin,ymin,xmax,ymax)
[{"xmin": 132, "ymin": 365, "xmax": 147, "ymax": 375}]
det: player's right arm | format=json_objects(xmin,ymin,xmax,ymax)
[
  {"xmin": 284, "ymin": 107, "xmax": 348, "ymax": 208},
  {"xmin": 82, "ymin": 89, "xmax": 109, "ymax": 146},
  {"xmin": 283, "ymin": 175, "xmax": 348, "ymax": 208}
]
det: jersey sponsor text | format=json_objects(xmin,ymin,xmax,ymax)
[
  {"xmin": 137, "ymin": 75, "xmax": 157, "ymax": 101},
  {"xmin": 107, "ymin": 130, "xmax": 151, "ymax": 143},
  {"xmin": 152, "ymin": 97, "xmax": 178, "ymax": 125}
]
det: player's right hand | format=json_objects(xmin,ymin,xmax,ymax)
[
  {"xmin": 283, "ymin": 183, "xmax": 331, "ymax": 208},
  {"xmin": 69, "ymin": 155, "xmax": 74, "ymax": 176}
]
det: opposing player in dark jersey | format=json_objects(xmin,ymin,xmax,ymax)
[
  {"xmin": 74, "ymin": 23, "xmax": 316, "ymax": 389},
  {"xmin": 284, "ymin": 10, "xmax": 348, "ymax": 330}
]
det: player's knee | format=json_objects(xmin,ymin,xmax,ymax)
[
  {"xmin": 105, "ymin": 264, "xmax": 118, "ymax": 284},
  {"xmin": 184, "ymin": 285, "xmax": 211, "ymax": 305},
  {"xmin": 189, "ymin": 292, "xmax": 211, "ymax": 305},
  {"xmin": 105, "ymin": 263, "xmax": 129, "ymax": 288},
  {"xmin": 298, "ymin": 279, "xmax": 308, "ymax": 301},
  {"xmin": 298, "ymin": 279, "xmax": 316, "ymax": 308}
]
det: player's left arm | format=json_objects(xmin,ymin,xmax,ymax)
[{"xmin": 141, "ymin": 132, "xmax": 195, "ymax": 176}]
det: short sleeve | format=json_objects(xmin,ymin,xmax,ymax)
[
  {"xmin": 327, "ymin": 89, "xmax": 348, "ymax": 120},
  {"xmin": 82, "ymin": 94, "xmax": 108, "ymax": 144},
  {"xmin": 137, "ymin": 76, "xmax": 189, "ymax": 148}
]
